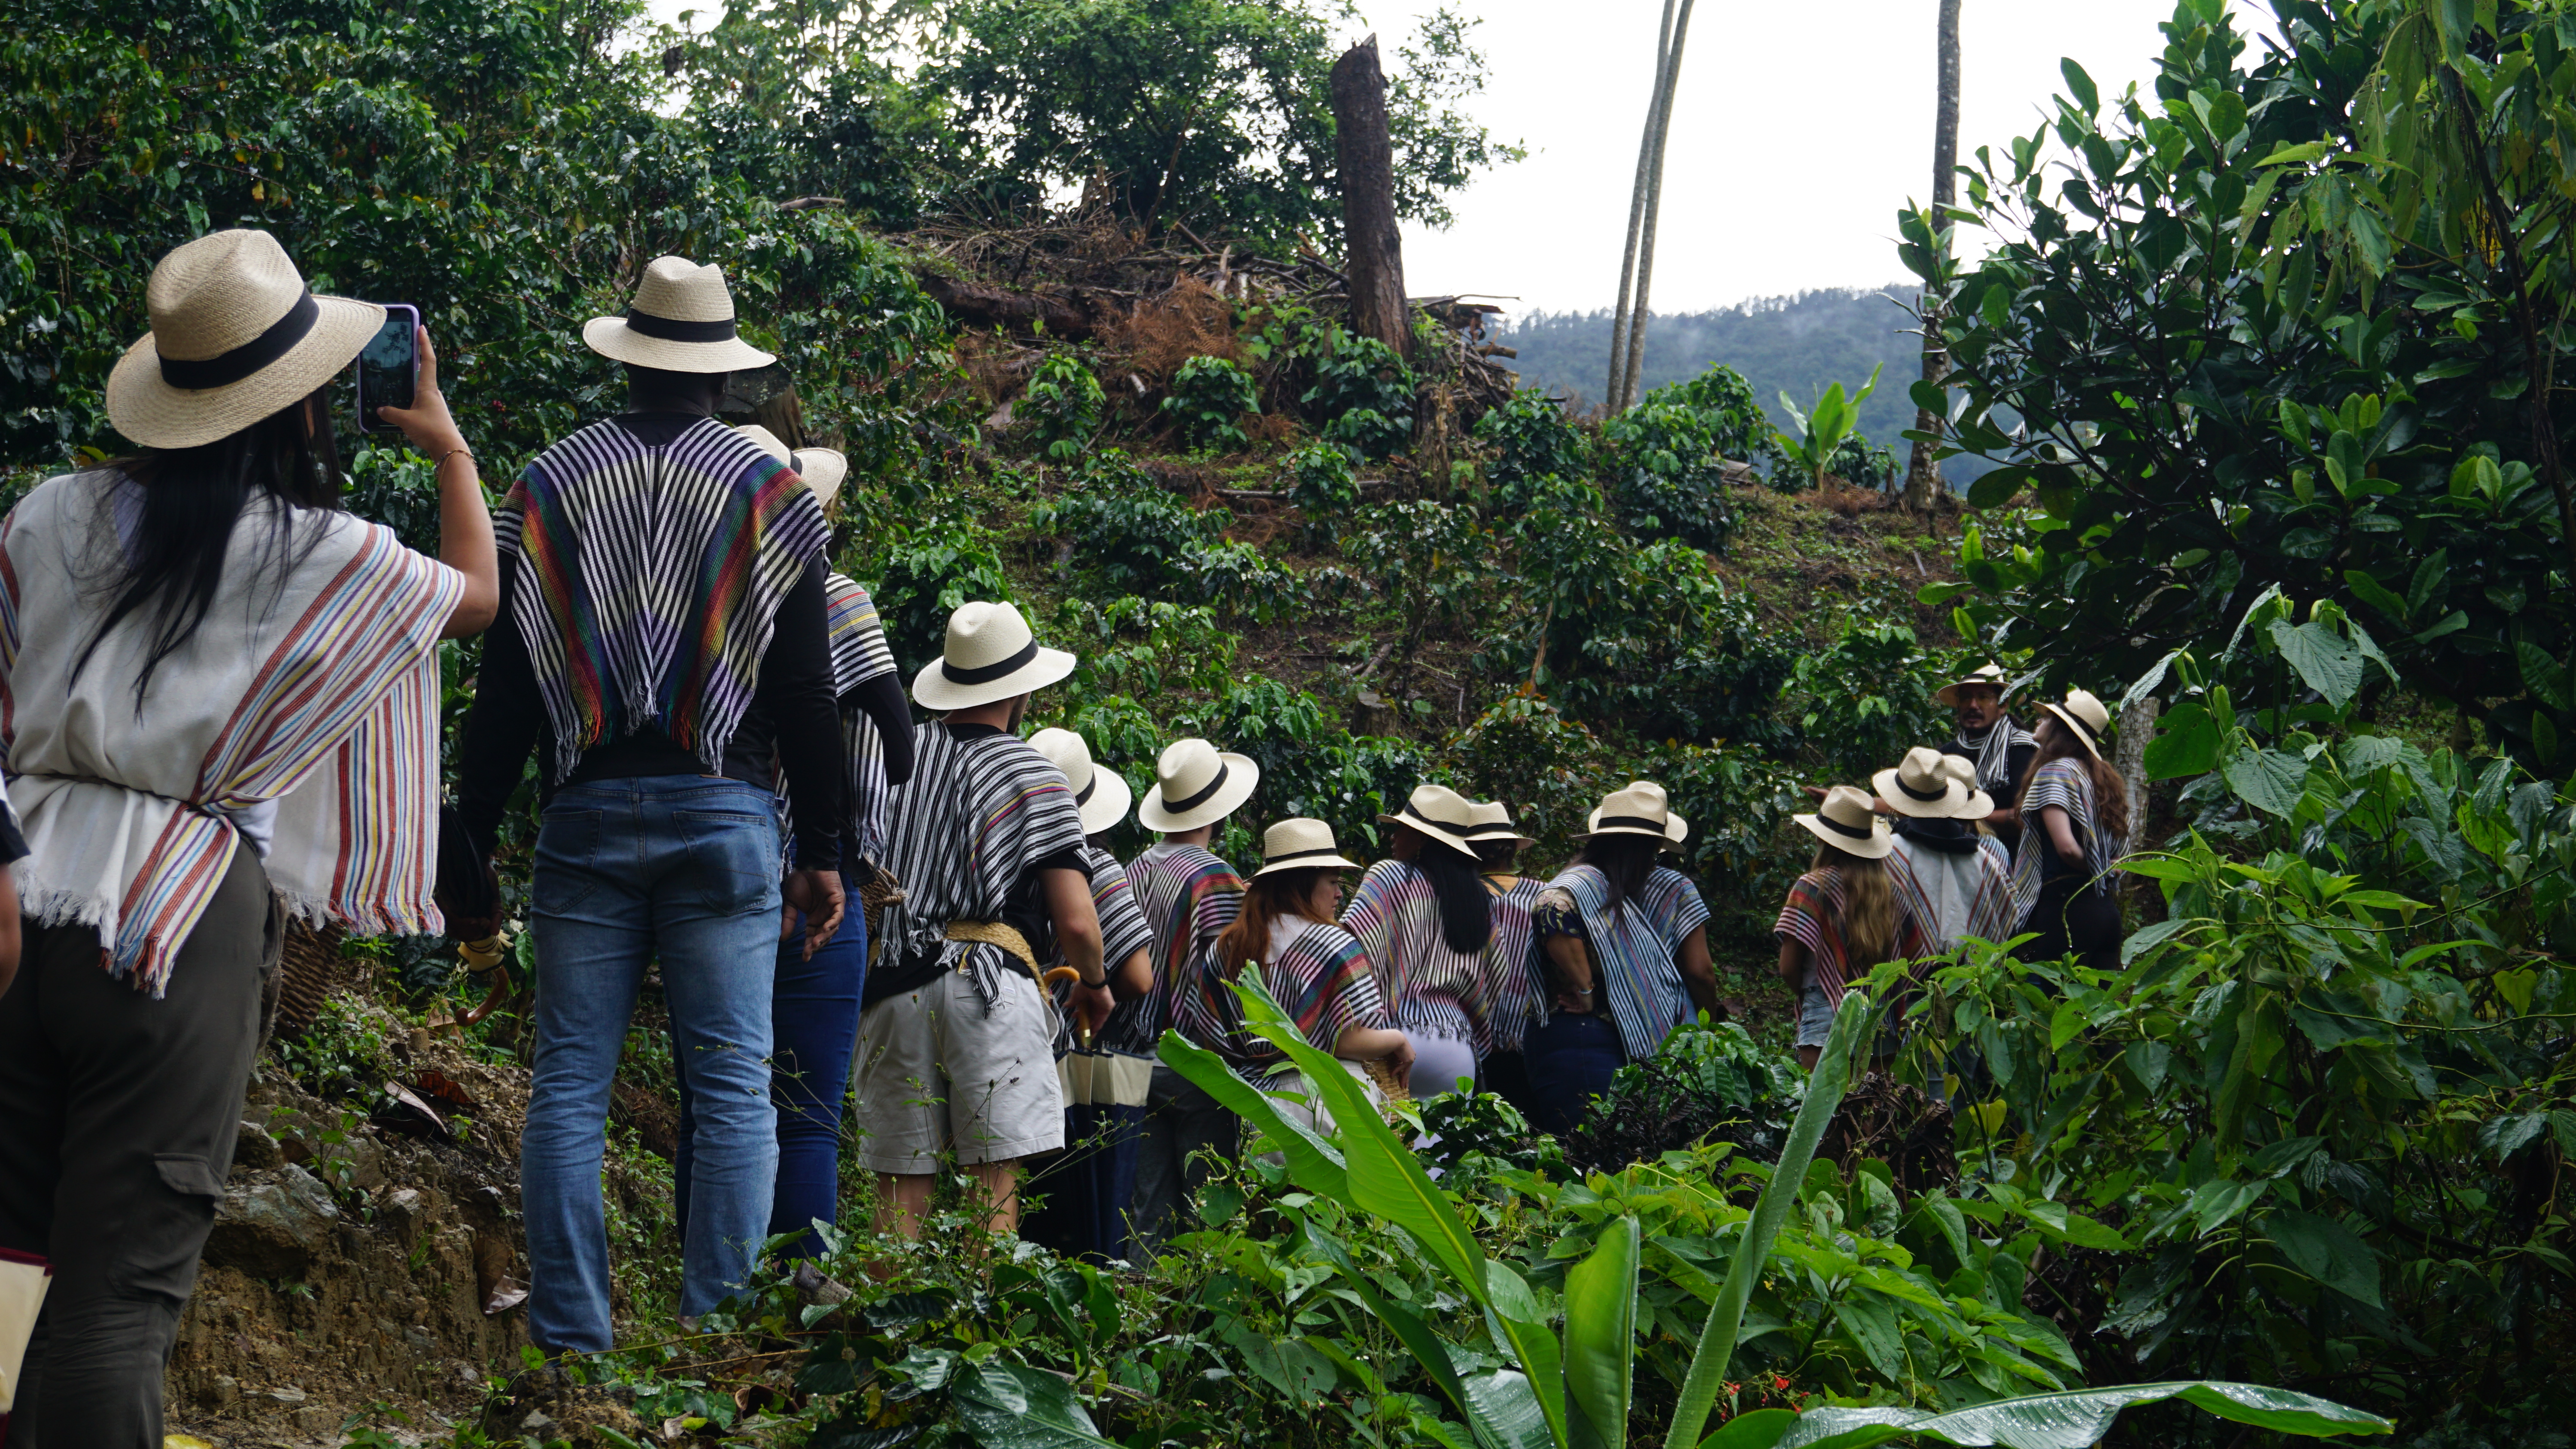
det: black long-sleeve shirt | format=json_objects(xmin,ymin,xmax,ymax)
[{"xmin": 454, "ymin": 415, "xmax": 843, "ymax": 870}]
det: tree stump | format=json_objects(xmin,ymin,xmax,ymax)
[{"xmin": 1330, "ymin": 36, "xmax": 1409, "ymax": 359}]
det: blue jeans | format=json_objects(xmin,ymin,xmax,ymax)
[
  {"xmin": 674, "ymin": 876, "xmax": 866, "ymax": 1262},
  {"xmin": 520, "ymin": 776, "xmax": 784, "ymax": 1354},
  {"xmin": 1522, "ymin": 1012, "xmax": 1627, "ymax": 1137}
]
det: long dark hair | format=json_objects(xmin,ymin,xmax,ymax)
[
  {"xmin": 81, "ymin": 386, "xmax": 343, "ymax": 706},
  {"xmin": 1412, "ymin": 839, "xmax": 1492, "ymax": 955},
  {"xmin": 2017, "ymin": 717, "xmax": 2131, "ymax": 845},
  {"xmin": 1212, "ymin": 867, "xmax": 1337, "ymax": 979},
  {"xmin": 1574, "ymin": 831, "xmax": 1662, "ymax": 911}
]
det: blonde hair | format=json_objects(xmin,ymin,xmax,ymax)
[{"xmin": 1812, "ymin": 843, "xmax": 1899, "ymax": 966}]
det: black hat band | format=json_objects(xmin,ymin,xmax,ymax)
[
  {"xmin": 1073, "ymin": 773, "xmax": 1097, "ymax": 807},
  {"xmin": 1898, "ymin": 774, "xmax": 1950, "ymax": 803},
  {"xmin": 1815, "ymin": 812, "xmax": 1874, "ymax": 840},
  {"xmin": 1164, "ymin": 761, "xmax": 1232, "ymax": 814},
  {"xmin": 158, "ymin": 289, "xmax": 319, "ymax": 391},
  {"xmin": 1593, "ymin": 813, "xmax": 1665, "ymax": 832},
  {"xmin": 944, "ymin": 637, "xmax": 1039, "ymax": 685},
  {"xmin": 1263, "ymin": 846, "xmax": 1346, "ymax": 866},
  {"xmin": 624, "ymin": 308, "xmax": 740, "ymax": 343}
]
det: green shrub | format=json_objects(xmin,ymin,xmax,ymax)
[
  {"xmin": 1301, "ymin": 330, "xmax": 1414, "ymax": 459},
  {"xmin": 1024, "ymin": 352, "xmax": 1105, "ymax": 461},
  {"xmin": 1034, "ymin": 451, "xmax": 1223, "ymax": 595},
  {"xmin": 1599, "ymin": 395, "xmax": 1735, "ymax": 552},
  {"xmin": 851, "ymin": 515, "xmax": 1016, "ymax": 677},
  {"xmin": 1473, "ymin": 388, "xmax": 1589, "ymax": 513},
  {"xmin": 1826, "ymin": 433, "xmax": 1900, "ymax": 491},
  {"xmin": 1783, "ymin": 619, "xmax": 1962, "ymax": 781},
  {"xmin": 1565, "ymin": 1017, "xmax": 1802, "ymax": 1173},
  {"xmin": 1282, "ymin": 440, "xmax": 1361, "ymax": 517},
  {"xmin": 1159, "ymin": 355, "xmax": 1260, "ymax": 451},
  {"xmin": 1654, "ymin": 361, "xmax": 1792, "ymax": 479}
]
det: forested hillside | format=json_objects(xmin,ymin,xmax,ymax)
[{"xmin": 3, "ymin": 0, "xmax": 2574, "ymax": 1447}]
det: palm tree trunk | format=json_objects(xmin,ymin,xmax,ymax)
[
  {"xmin": 1617, "ymin": 0, "xmax": 1696, "ymax": 412},
  {"xmin": 1902, "ymin": 0, "xmax": 1963, "ymax": 509},
  {"xmin": 1604, "ymin": 0, "xmax": 1679, "ymax": 413}
]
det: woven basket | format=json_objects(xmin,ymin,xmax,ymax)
[
  {"xmin": 273, "ymin": 921, "xmax": 349, "ymax": 1036},
  {"xmin": 858, "ymin": 867, "xmax": 905, "ymax": 945},
  {"xmin": 1362, "ymin": 1057, "xmax": 1413, "ymax": 1104}
]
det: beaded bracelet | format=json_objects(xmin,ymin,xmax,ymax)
[{"xmin": 429, "ymin": 446, "xmax": 476, "ymax": 475}]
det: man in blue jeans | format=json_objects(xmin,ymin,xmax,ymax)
[{"xmin": 454, "ymin": 257, "xmax": 846, "ymax": 1355}]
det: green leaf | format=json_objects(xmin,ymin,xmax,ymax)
[
  {"xmin": 1835, "ymin": 1290, "xmax": 1907, "ymax": 1381},
  {"xmin": 2257, "ymin": 140, "xmax": 2337, "ymax": 166},
  {"xmin": 1564, "ymin": 1216, "xmax": 1641, "ymax": 1449},
  {"xmin": 2224, "ymin": 747, "xmax": 2311, "ymax": 816},
  {"xmin": 1156, "ymin": 1031, "xmax": 1349, "ymax": 1205},
  {"xmin": 2142, "ymin": 702, "xmax": 2223, "ymax": 778},
  {"xmin": 2516, "ymin": 642, "xmax": 2573, "ymax": 711},
  {"xmin": 1773, "ymin": 1380, "xmax": 2393, "ymax": 1447},
  {"xmin": 1697, "ymin": 1409, "xmax": 1796, "ymax": 1449},
  {"xmin": 1663, "ymin": 990, "xmax": 1878, "ymax": 1449},
  {"xmin": 2269, "ymin": 619, "xmax": 2363, "ymax": 707},
  {"xmin": 1304, "ymin": 1220, "xmax": 1498, "ymax": 1445},
  {"xmin": 2342, "ymin": 569, "xmax": 2411, "ymax": 623},
  {"xmin": 1459, "ymin": 1368, "xmax": 1558, "ymax": 1449},
  {"xmin": 954, "ymin": 1364, "xmax": 1122, "ymax": 1449},
  {"xmin": 1967, "ymin": 467, "xmax": 2024, "ymax": 510},
  {"xmin": 2407, "ymin": 549, "xmax": 2448, "ymax": 617},
  {"xmin": 2263, "ymin": 1210, "xmax": 2383, "ymax": 1308}
]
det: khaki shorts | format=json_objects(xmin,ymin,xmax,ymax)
[{"xmin": 855, "ymin": 967, "xmax": 1064, "ymax": 1171}]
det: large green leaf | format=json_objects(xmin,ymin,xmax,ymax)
[
  {"xmin": 2223, "ymin": 746, "xmax": 2310, "ymax": 816},
  {"xmin": 1563, "ymin": 1215, "xmax": 1640, "ymax": 1449},
  {"xmin": 2269, "ymin": 619, "xmax": 2364, "ymax": 707},
  {"xmin": 1303, "ymin": 1219, "xmax": 1506, "ymax": 1448},
  {"xmin": 2264, "ymin": 1209, "xmax": 2383, "ymax": 1307},
  {"xmin": 2141, "ymin": 701, "xmax": 2222, "ymax": 779},
  {"xmin": 1662, "ymin": 989, "xmax": 1877, "ymax": 1449},
  {"xmin": 1155, "ymin": 1031, "xmax": 1349, "ymax": 1206},
  {"xmin": 1752, "ymin": 1380, "xmax": 2393, "ymax": 1447},
  {"xmin": 953, "ymin": 1363, "xmax": 1122, "ymax": 1449}
]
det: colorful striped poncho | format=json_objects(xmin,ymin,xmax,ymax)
[
  {"xmin": 1, "ymin": 472, "xmax": 460, "ymax": 989},
  {"xmin": 1774, "ymin": 866, "xmax": 1932, "ymax": 1007},
  {"xmin": 1534, "ymin": 865, "xmax": 1688, "ymax": 1061},
  {"xmin": 2010, "ymin": 758, "xmax": 2126, "ymax": 923},
  {"xmin": 821, "ymin": 573, "xmax": 898, "ymax": 863},
  {"xmin": 1341, "ymin": 858, "xmax": 1497, "ymax": 1053},
  {"xmin": 495, "ymin": 415, "xmax": 828, "ymax": 785},
  {"xmin": 1887, "ymin": 825, "xmax": 2015, "ymax": 952},
  {"xmin": 1481, "ymin": 874, "xmax": 1548, "ymax": 1052},
  {"xmin": 1098, "ymin": 842, "xmax": 1244, "ymax": 1056},
  {"xmin": 1635, "ymin": 866, "xmax": 1712, "ymax": 964},
  {"xmin": 1174, "ymin": 916, "xmax": 1385, "ymax": 1072},
  {"xmin": 1050, "ymin": 844, "xmax": 1157, "ymax": 1050}
]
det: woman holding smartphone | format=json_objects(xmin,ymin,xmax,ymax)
[{"xmin": 0, "ymin": 229, "xmax": 496, "ymax": 1446}]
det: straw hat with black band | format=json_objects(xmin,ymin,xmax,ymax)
[
  {"xmin": 1252, "ymin": 818, "xmax": 1363, "ymax": 878},
  {"xmin": 1030, "ymin": 728, "xmax": 1133, "ymax": 837},
  {"xmin": 733, "ymin": 424, "xmax": 848, "ymax": 514},
  {"xmin": 912, "ymin": 601, "xmax": 1076, "ymax": 712},
  {"xmin": 106, "ymin": 230, "xmax": 389, "ymax": 451},
  {"xmin": 1935, "ymin": 661, "xmax": 2011, "ymax": 708},
  {"xmin": 1462, "ymin": 799, "xmax": 1535, "ymax": 849},
  {"xmin": 2036, "ymin": 688, "xmax": 2113, "ymax": 762},
  {"xmin": 1379, "ymin": 784, "xmax": 1484, "ymax": 859},
  {"xmin": 1795, "ymin": 784, "xmax": 1895, "ymax": 860},
  {"xmin": 1584, "ymin": 780, "xmax": 1689, "ymax": 849},
  {"xmin": 583, "ymin": 255, "xmax": 776, "ymax": 373},
  {"xmin": 1137, "ymin": 737, "xmax": 1261, "ymax": 834},
  {"xmin": 1871, "ymin": 745, "xmax": 1994, "ymax": 820}
]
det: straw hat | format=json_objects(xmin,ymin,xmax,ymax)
[
  {"xmin": 583, "ymin": 255, "xmax": 775, "ymax": 373},
  {"xmin": 911, "ymin": 601, "xmax": 1076, "ymax": 711},
  {"xmin": 1872, "ymin": 745, "xmax": 1994, "ymax": 820},
  {"xmin": 106, "ymin": 230, "xmax": 387, "ymax": 451},
  {"xmin": 1030, "ymin": 728, "xmax": 1133, "ymax": 836},
  {"xmin": 1585, "ymin": 780, "xmax": 1689, "ymax": 849},
  {"xmin": 1935, "ymin": 661, "xmax": 2011, "ymax": 708},
  {"xmin": 2036, "ymin": 688, "xmax": 2113, "ymax": 762},
  {"xmin": 733, "ymin": 424, "xmax": 848, "ymax": 514},
  {"xmin": 1251, "ymin": 818, "xmax": 1362, "ymax": 879},
  {"xmin": 1462, "ymin": 799, "xmax": 1535, "ymax": 849},
  {"xmin": 1379, "ymin": 784, "xmax": 1483, "ymax": 859},
  {"xmin": 1795, "ymin": 784, "xmax": 1895, "ymax": 859},
  {"xmin": 1137, "ymin": 737, "xmax": 1261, "ymax": 833}
]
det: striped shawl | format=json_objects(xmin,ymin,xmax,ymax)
[
  {"xmin": 1538, "ymin": 864, "xmax": 1687, "ymax": 1061},
  {"xmin": 1774, "ymin": 866, "xmax": 1932, "ymax": 1007},
  {"xmin": 2011, "ymin": 758, "xmax": 2126, "ymax": 921},
  {"xmin": 1482, "ymin": 875, "xmax": 1547, "ymax": 1052},
  {"xmin": 495, "ymin": 415, "xmax": 827, "ymax": 784},
  {"xmin": 1889, "ymin": 832, "xmax": 2016, "ymax": 952},
  {"xmin": 779, "ymin": 572, "xmax": 897, "ymax": 865},
  {"xmin": 1175, "ymin": 916, "xmax": 1384, "ymax": 1071},
  {"xmin": 0, "ymin": 472, "xmax": 460, "ymax": 990},
  {"xmin": 1341, "ymin": 858, "xmax": 1496, "ymax": 1053},
  {"xmin": 1099, "ymin": 842, "xmax": 1243, "ymax": 1055},
  {"xmin": 1049, "ymin": 844, "xmax": 1157, "ymax": 1049}
]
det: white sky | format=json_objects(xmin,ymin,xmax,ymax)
[{"xmin": 646, "ymin": 0, "xmax": 2284, "ymax": 315}]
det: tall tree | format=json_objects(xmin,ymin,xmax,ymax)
[
  {"xmin": 1614, "ymin": 0, "xmax": 1695, "ymax": 412},
  {"xmin": 1900, "ymin": 0, "xmax": 1961, "ymax": 509},
  {"xmin": 1331, "ymin": 35, "xmax": 1410, "ymax": 357},
  {"xmin": 1603, "ymin": 0, "xmax": 1679, "ymax": 412}
]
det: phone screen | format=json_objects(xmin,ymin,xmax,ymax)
[{"xmin": 357, "ymin": 306, "xmax": 418, "ymax": 431}]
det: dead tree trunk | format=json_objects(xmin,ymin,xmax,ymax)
[
  {"xmin": 1331, "ymin": 36, "xmax": 1410, "ymax": 358},
  {"xmin": 1605, "ymin": 0, "xmax": 1680, "ymax": 412},
  {"xmin": 1617, "ymin": 0, "xmax": 1696, "ymax": 412},
  {"xmin": 1902, "ymin": 0, "xmax": 1963, "ymax": 510}
]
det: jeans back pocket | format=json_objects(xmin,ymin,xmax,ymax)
[{"xmin": 674, "ymin": 807, "xmax": 781, "ymax": 917}]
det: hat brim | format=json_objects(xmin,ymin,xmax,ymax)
[
  {"xmin": 1378, "ymin": 811, "xmax": 1483, "ymax": 860},
  {"xmin": 1794, "ymin": 812, "xmax": 1895, "ymax": 859},
  {"xmin": 583, "ymin": 315, "xmax": 775, "ymax": 373},
  {"xmin": 792, "ymin": 449, "xmax": 847, "ymax": 513},
  {"xmin": 912, "ymin": 645, "xmax": 1078, "ymax": 711},
  {"xmin": 1584, "ymin": 806, "xmax": 1686, "ymax": 848},
  {"xmin": 1464, "ymin": 828, "xmax": 1537, "ymax": 849},
  {"xmin": 106, "ymin": 295, "xmax": 385, "ymax": 450},
  {"xmin": 1139, "ymin": 753, "xmax": 1262, "ymax": 833},
  {"xmin": 1935, "ymin": 678, "xmax": 2009, "ymax": 707},
  {"xmin": 1871, "ymin": 767, "xmax": 1981, "ymax": 819},
  {"xmin": 1075, "ymin": 767, "xmax": 1133, "ymax": 837},
  {"xmin": 1253, "ymin": 852, "xmax": 1361, "ymax": 879},
  {"xmin": 2037, "ymin": 702, "xmax": 2108, "ymax": 761}
]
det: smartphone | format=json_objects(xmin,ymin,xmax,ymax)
[{"xmin": 355, "ymin": 303, "xmax": 420, "ymax": 432}]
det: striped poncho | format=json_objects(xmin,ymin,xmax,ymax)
[
  {"xmin": 0, "ymin": 472, "xmax": 460, "ymax": 989},
  {"xmin": 1048, "ymin": 845, "xmax": 1156, "ymax": 1050},
  {"xmin": 2010, "ymin": 758, "xmax": 2126, "ymax": 923},
  {"xmin": 1482, "ymin": 875, "xmax": 1548, "ymax": 1052},
  {"xmin": 495, "ymin": 415, "xmax": 827, "ymax": 784},
  {"xmin": 1534, "ymin": 865, "xmax": 1688, "ymax": 1061},
  {"xmin": 1098, "ymin": 842, "xmax": 1244, "ymax": 1056},
  {"xmin": 1635, "ymin": 867, "xmax": 1712, "ymax": 964},
  {"xmin": 1342, "ymin": 858, "xmax": 1496, "ymax": 1052},
  {"xmin": 1174, "ymin": 916, "xmax": 1385, "ymax": 1072},
  {"xmin": 1888, "ymin": 824, "xmax": 2015, "ymax": 952},
  {"xmin": 1774, "ymin": 866, "xmax": 1932, "ymax": 1007},
  {"xmin": 824, "ymin": 573, "xmax": 897, "ymax": 863}
]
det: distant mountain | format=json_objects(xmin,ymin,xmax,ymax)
[{"xmin": 1488, "ymin": 286, "xmax": 1992, "ymax": 484}]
